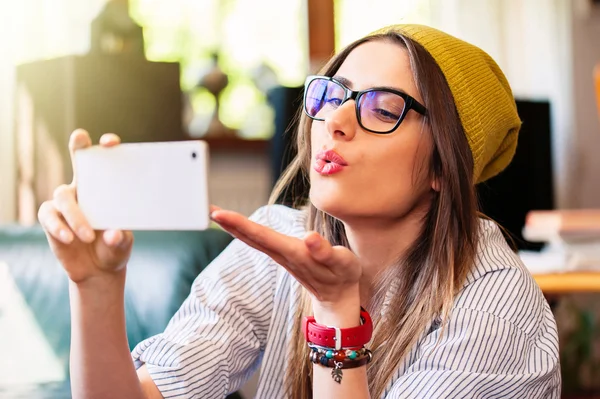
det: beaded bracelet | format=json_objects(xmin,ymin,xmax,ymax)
[
  {"xmin": 309, "ymin": 347, "xmax": 372, "ymax": 384},
  {"xmin": 308, "ymin": 343, "xmax": 367, "ymax": 361}
]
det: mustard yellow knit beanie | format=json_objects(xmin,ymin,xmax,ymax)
[{"xmin": 370, "ymin": 24, "xmax": 521, "ymax": 183}]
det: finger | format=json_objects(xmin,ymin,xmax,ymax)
[
  {"xmin": 304, "ymin": 231, "xmax": 357, "ymax": 271},
  {"xmin": 209, "ymin": 204, "xmax": 222, "ymax": 214},
  {"xmin": 303, "ymin": 231, "xmax": 334, "ymax": 262},
  {"xmin": 38, "ymin": 201, "xmax": 74, "ymax": 244},
  {"xmin": 217, "ymin": 219, "xmax": 328, "ymax": 297},
  {"xmin": 102, "ymin": 229, "xmax": 133, "ymax": 249},
  {"xmin": 53, "ymin": 184, "xmax": 95, "ymax": 243},
  {"xmin": 68, "ymin": 129, "xmax": 92, "ymax": 185},
  {"xmin": 103, "ymin": 230, "xmax": 123, "ymax": 247},
  {"xmin": 211, "ymin": 210, "xmax": 294, "ymax": 255},
  {"xmin": 216, "ymin": 219, "xmax": 288, "ymax": 265},
  {"xmin": 99, "ymin": 133, "xmax": 121, "ymax": 147},
  {"xmin": 95, "ymin": 230, "xmax": 134, "ymax": 269}
]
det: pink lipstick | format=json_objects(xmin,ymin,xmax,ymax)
[{"xmin": 314, "ymin": 149, "xmax": 348, "ymax": 175}]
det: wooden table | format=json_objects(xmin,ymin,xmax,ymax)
[{"xmin": 533, "ymin": 272, "xmax": 600, "ymax": 294}]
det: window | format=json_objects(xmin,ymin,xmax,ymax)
[
  {"xmin": 334, "ymin": 0, "xmax": 432, "ymax": 50},
  {"xmin": 130, "ymin": 0, "xmax": 308, "ymax": 138}
]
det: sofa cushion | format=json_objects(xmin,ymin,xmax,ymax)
[{"xmin": 0, "ymin": 225, "xmax": 233, "ymax": 394}]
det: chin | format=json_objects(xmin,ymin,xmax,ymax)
[
  {"xmin": 308, "ymin": 186, "xmax": 358, "ymax": 221},
  {"xmin": 309, "ymin": 171, "xmax": 370, "ymax": 218}
]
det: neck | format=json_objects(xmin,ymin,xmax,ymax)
[{"xmin": 342, "ymin": 201, "xmax": 430, "ymax": 305}]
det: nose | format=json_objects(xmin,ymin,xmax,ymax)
[{"xmin": 324, "ymin": 100, "xmax": 358, "ymax": 141}]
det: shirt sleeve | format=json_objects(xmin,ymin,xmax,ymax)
[
  {"xmin": 385, "ymin": 270, "xmax": 561, "ymax": 399},
  {"xmin": 131, "ymin": 206, "xmax": 286, "ymax": 398}
]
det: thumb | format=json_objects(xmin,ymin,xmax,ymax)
[
  {"xmin": 303, "ymin": 231, "xmax": 336, "ymax": 265},
  {"xmin": 102, "ymin": 229, "xmax": 134, "ymax": 250},
  {"xmin": 304, "ymin": 231, "xmax": 358, "ymax": 272},
  {"xmin": 94, "ymin": 230, "xmax": 134, "ymax": 269}
]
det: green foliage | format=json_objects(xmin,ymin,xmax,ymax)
[{"xmin": 560, "ymin": 300, "xmax": 600, "ymax": 395}]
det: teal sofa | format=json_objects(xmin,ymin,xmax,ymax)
[{"xmin": 0, "ymin": 225, "xmax": 238, "ymax": 398}]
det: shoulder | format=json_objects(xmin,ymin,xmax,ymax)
[
  {"xmin": 462, "ymin": 218, "xmax": 531, "ymax": 288},
  {"xmin": 249, "ymin": 205, "xmax": 308, "ymax": 238},
  {"xmin": 454, "ymin": 218, "xmax": 557, "ymax": 342},
  {"xmin": 465, "ymin": 218, "xmax": 525, "ymax": 282}
]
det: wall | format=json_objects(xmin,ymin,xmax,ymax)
[
  {"xmin": 326, "ymin": 0, "xmax": 578, "ymax": 207},
  {"xmin": 0, "ymin": 0, "xmax": 106, "ymax": 224},
  {"xmin": 433, "ymin": 0, "xmax": 600, "ymax": 209},
  {"xmin": 2, "ymin": 0, "xmax": 600, "ymax": 222},
  {"xmin": 571, "ymin": 0, "xmax": 600, "ymax": 208},
  {"xmin": 0, "ymin": 80, "xmax": 16, "ymax": 224},
  {"xmin": 0, "ymin": 4, "xmax": 18, "ymax": 223},
  {"xmin": 430, "ymin": 0, "xmax": 575, "ymax": 208}
]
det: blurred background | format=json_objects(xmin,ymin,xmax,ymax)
[{"xmin": 0, "ymin": 0, "xmax": 599, "ymax": 397}]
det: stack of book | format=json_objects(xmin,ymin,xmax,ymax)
[{"xmin": 521, "ymin": 209, "xmax": 600, "ymax": 273}]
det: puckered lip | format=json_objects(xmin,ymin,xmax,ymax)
[{"xmin": 315, "ymin": 149, "xmax": 348, "ymax": 166}]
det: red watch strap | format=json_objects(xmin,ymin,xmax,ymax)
[{"xmin": 302, "ymin": 308, "xmax": 373, "ymax": 349}]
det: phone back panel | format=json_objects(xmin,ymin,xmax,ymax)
[{"xmin": 76, "ymin": 140, "xmax": 210, "ymax": 230}]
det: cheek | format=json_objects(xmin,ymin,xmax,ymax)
[
  {"xmin": 308, "ymin": 121, "xmax": 434, "ymax": 217},
  {"xmin": 310, "ymin": 123, "xmax": 323, "ymax": 154},
  {"xmin": 364, "ymin": 149, "xmax": 417, "ymax": 196},
  {"xmin": 369, "ymin": 137, "xmax": 424, "ymax": 182},
  {"xmin": 360, "ymin": 140, "xmax": 433, "ymax": 210}
]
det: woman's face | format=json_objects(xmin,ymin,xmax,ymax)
[{"xmin": 309, "ymin": 40, "xmax": 435, "ymax": 222}]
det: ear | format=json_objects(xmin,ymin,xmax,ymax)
[{"xmin": 431, "ymin": 177, "xmax": 441, "ymax": 192}]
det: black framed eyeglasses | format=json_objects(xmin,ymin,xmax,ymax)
[{"xmin": 303, "ymin": 75, "xmax": 427, "ymax": 134}]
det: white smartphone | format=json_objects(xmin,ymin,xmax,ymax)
[{"xmin": 75, "ymin": 140, "xmax": 210, "ymax": 231}]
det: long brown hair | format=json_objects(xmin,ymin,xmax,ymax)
[{"xmin": 270, "ymin": 31, "xmax": 480, "ymax": 399}]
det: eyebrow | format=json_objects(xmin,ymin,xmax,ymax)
[{"xmin": 332, "ymin": 75, "xmax": 411, "ymax": 95}]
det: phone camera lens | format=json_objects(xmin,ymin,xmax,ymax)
[{"xmin": 191, "ymin": 152, "xmax": 197, "ymax": 159}]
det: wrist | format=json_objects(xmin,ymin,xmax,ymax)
[
  {"xmin": 69, "ymin": 269, "xmax": 126, "ymax": 302},
  {"xmin": 72, "ymin": 265, "xmax": 126, "ymax": 284},
  {"xmin": 66, "ymin": 262, "xmax": 128, "ymax": 286},
  {"xmin": 304, "ymin": 304, "xmax": 373, "ymax": 350},
  {"xmin": 312, "ymin": 284, "xmax": 361, "ymax": 328}
]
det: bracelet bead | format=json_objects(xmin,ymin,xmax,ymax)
[
  {"xmin": 320, "ymin": 355, "xmax": 329, "ymax": 366},
  {"xmin": 310, "ymin": 349, "xmax": 372, "ymax": 368},
  {"xmin": 308, "ymin": 346, "xmax": 373, "ymax": 384}
]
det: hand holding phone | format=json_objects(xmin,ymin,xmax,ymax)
[
  {"xmin": 38, "ymin": 131, "xmax": 134, "ymax": 284},
  {"xmin": 75, "ymin": 140, "xmax": 210, "ymax": 231}
]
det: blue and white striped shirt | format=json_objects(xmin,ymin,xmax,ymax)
[{"xmin": 132, "ymin": 205, "xmax": 561, "ymax": 398}]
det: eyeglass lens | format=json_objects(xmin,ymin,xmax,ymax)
[{"xmin": 305, "ymin": 78, "xmax": 407, "ymax": 133}]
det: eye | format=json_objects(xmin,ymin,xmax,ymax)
[
  {"xmin": 325, "ymin": 97, "xmax": 343, "ymax": 107},
  {"xmin": 360, "ymin": 91, "xmax": 405, "ymax": 123},
  {"xmin": 373, "ymin": 108, "xmax": 400, "ymax": 121}
]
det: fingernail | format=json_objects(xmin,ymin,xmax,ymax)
[
  {"xmin": 118, "ymin": 232, "xmax": 132, "ymax": 249},
  {"xmin": 80, "ymin": 227, "xmax": 95, "ymax": 242},
  {"xmin": 307, "ymin": 236, "xmax": 321, "ymax": 250},
  {"xmin": 112, "ymin": 230, "xmax": 124, "ymax": 246},
  {"xmin": 60, "ymin": 230, "xmax": 73, "ymax": 243}
]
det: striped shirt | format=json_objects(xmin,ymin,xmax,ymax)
[{"xmin": 132, "ymin": 205, "xmax": 561, "ymax": 398}]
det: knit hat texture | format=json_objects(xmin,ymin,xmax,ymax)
[{"xmin": 370, "ymin": 24, "xmax": 521, "ymax": 183}]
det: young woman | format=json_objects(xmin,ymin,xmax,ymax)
[{"xmin": 38, "ymin": 24, "xmax": 560, "ymax": 398}]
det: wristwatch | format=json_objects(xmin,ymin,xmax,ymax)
[{"xmin": 302, "ymin": 307, "xmax": 373, "ymax": 350}]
